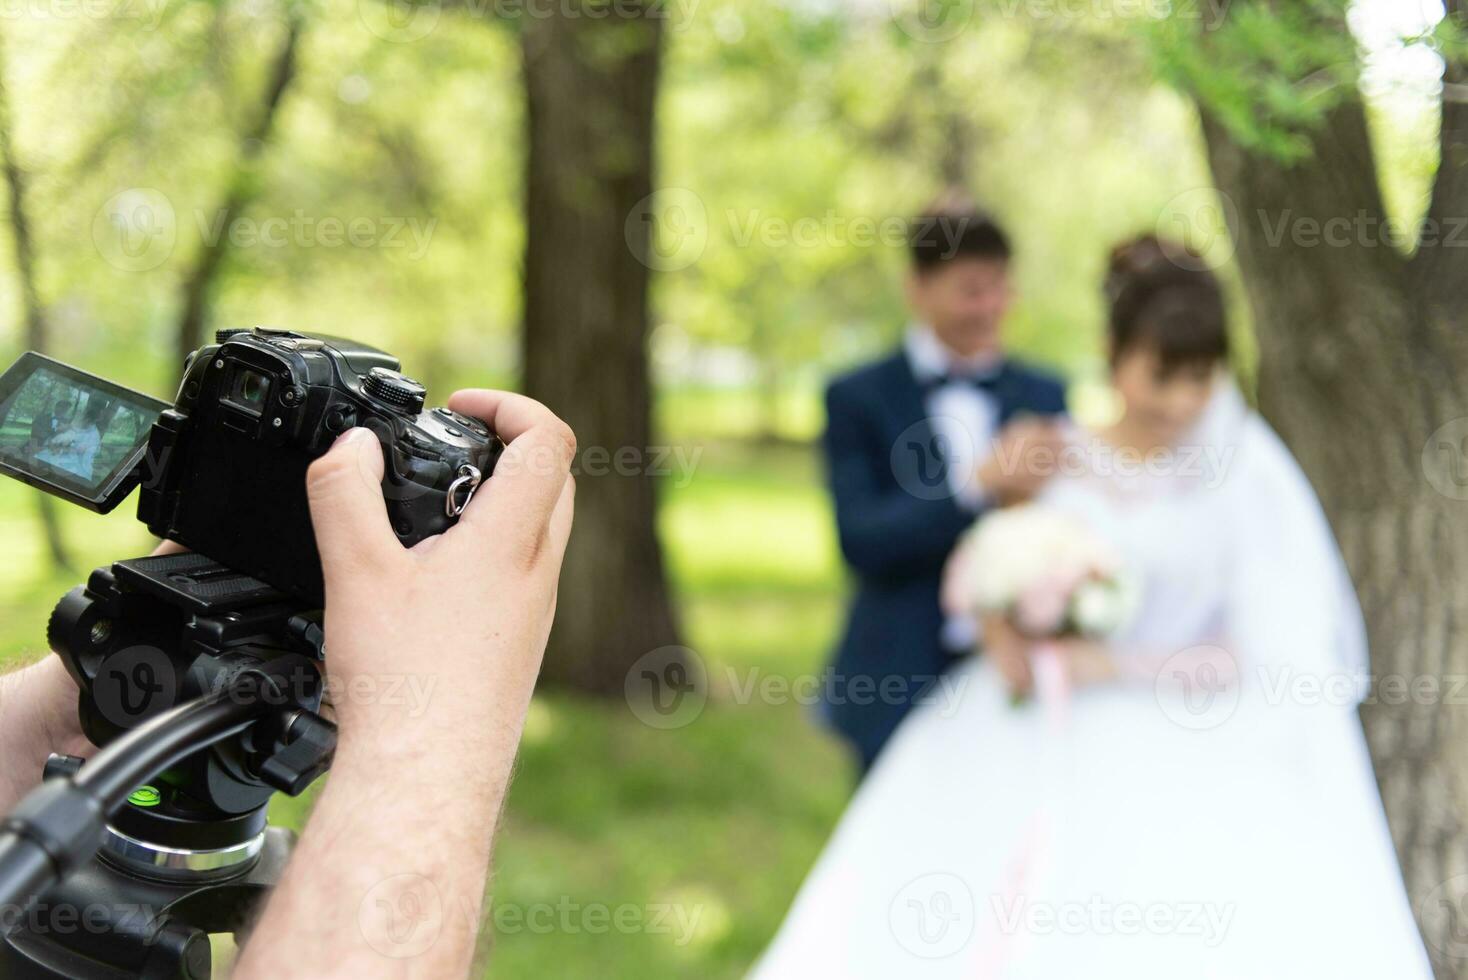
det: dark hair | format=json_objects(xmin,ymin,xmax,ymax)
[
  {"xmin": 1106, "ymin": 235, "xmax": 1228, "ymax": 373},
  {"xmin": 909, "ymin": 194, "xmax": 1011, "ymax": 272}
]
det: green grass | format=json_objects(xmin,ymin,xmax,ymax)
[{"xmin": 0, "ymin": 440, "xmax": 855, "ymax": 978}]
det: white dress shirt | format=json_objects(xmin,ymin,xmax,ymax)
[
  {"xmin": 904, "ymin": 324, "xmax": 1002, "ymax": 652},
  {"xmin": 903, "ymin": 324, "xmax": 1001, "ymax": 512}
]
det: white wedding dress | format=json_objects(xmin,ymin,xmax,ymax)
[{"xmin": 752, "ymin": 385, "xmax": 1432, "ymax": 978}]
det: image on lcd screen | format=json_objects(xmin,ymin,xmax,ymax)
[{"xmin": 0, "ymin": 366, "xmax": 156, "ymax": 493}]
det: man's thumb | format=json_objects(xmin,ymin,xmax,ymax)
[{"xmin": 306, "ymin": 427, "xmax": 396, "ymax": 575}]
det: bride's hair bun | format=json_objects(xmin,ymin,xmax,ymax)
[{"xmin": 1105, "ymin": 235, "xmax": 1228, "ymax": 372}]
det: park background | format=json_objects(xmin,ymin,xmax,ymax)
[{"xmin": 0, "ymin": 0, "xmax": 1462, "ymax": 976}]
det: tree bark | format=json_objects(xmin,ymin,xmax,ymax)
[
  {"xmin": 174, "ymin": 14, "xmax": 301, "ymax": 368},
  {"xmin": 1198, "ymin": 80, "xmax": 1468, "ymax": 980},
  {"xmin": 0, "ymin": 30, "xmax": 70, "ymax": 571},
  {"xmin": 520, "ymin": 1, "xmax": 681, "ymax": 693}
]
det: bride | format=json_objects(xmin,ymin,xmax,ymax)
[{"xmin": 752, "ymin": 236, "xmax": 1432, "ymax": 978}]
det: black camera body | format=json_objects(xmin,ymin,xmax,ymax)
[
  {"xmin": 136, "ymin": 328, "xmax": 502, "ymax": 603},
  {"xmin": 0, "ymin": 332, "xmax": 504, "ymax": 978}
]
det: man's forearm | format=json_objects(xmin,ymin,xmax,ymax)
[
  {"xmin": 0, "ymin": 657, "xmax": 90, "ymax": 813},
  {"xmin": 231, "ymin": 682, "xmax": 533, "ymax": 978}
]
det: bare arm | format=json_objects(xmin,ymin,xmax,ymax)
[
  {"xmin": 0, "ymin": 657, "xmax": 91, "ymax": 812},
  {"xmin": 231, "ymin": 390, "xmax": 575, "ymax": 979}
]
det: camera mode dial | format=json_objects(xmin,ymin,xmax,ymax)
[{"xmin": 363, "ymin": 367, "xmax": 427, "ymax": 415}]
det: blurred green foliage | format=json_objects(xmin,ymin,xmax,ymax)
[{"xmin": 0, "ymin": 0, "xmax": 1446, "ymax": 975}]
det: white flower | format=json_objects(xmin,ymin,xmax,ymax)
[
  {"xmin": 947, "ymin": 503, "xmax": 1136, "ymax": 640},
  {"xmin": 1071, "ymin": 580, "xmax": 1127, "ymax": 637}
]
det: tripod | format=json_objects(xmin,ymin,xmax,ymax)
[{"xmin": 0, "ymin": 553, "xmax": 336, "ymax": 979}]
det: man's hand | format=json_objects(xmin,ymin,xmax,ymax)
[
  {"xmin": 975, "ymin": 417, "xmax": 1065, "ymax": 506},
  {"xmin": 0, "ymin": 657, "xmax": 90, "ymax": 813},
  {"xmin": 0, "ymin": 539, "xmax": 193, "ymax": 814},
  {"xmin": 232, "ymin": 390, "xmax": 575, "ymax": 980}
]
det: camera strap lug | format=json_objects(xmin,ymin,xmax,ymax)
[{"xmin": 445, "ymin": 464, "xmax": 482, "ymax": 518}]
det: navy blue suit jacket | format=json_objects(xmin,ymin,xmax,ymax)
[{"xmin": 820, "ymin": 348, "xmax": 1067, "ymax": 769}]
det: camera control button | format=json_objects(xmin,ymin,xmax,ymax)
[
  {"xmin": 324, "ymin": 405, "xmax": 356, "ymax": 434},
  {"xmin": 363, "ymin": 368, "xmax": 427, "ymax": 415},
  {"xmin": 434, "ymin": 407, "xmax": 489, "ymax": 436}
]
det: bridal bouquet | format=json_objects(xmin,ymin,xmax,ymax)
[{"xmin": 943, "ymin": 503, "xmax": 1135, "ymax": 642}]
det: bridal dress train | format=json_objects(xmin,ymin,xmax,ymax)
[{"xmin": 752, "ymin": 386, "xmax": 1433, "ymax": 979}]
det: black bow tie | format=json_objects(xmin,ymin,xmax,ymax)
[{"xmin": 924, "ymin": 363, "xmax": 1006, "ymax": 395}]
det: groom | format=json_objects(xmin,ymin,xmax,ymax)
[{"xmin": 821, "ymin": 199, "xmax": 1067, "ymax": 773}]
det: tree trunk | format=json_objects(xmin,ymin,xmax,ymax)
[
  {"xmin": 174, "ymin": 14, "xmax": 301, "ymax": 368},
  {"xmin": 520, "ymin": 1, "xmax": 681, "ymax": 693},
  {"xmin": 0, "ymin": 30, "xmax": 70, "ymax": 571},
  {"xmin": 1199, "ymin": 90, "xmax": 1468, "ymax": 975}
]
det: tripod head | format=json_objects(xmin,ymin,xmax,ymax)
[
  {"xmin": 0, "ymin": 554, "xmax": 336, "ymax": 978},
  {"xmin": 49, "ymin": 551, "xmax": 333, "ymax": 819}
]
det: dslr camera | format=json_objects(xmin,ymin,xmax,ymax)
[
  {"xmin": 0, "ymin": 327, "xmax": 503, "ymax": 602},
  {"xmin": 0, "ymin": 329, "xmax": 503, "ymax": 979}
]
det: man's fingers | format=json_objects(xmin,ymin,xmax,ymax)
[
  {"xmin": 305, "ymin": 428, "xmax": 399, "ymax": 586},
  {"xmin": 447, "ymin": 389, "xmax": 572, "ymax": 448},
  {"xmin": 446, "ymin": 389, "xmax": 576, "ymax": 543}
]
